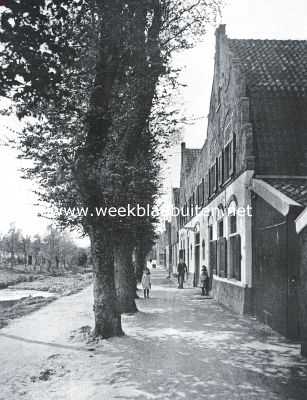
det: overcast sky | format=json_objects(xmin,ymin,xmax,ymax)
[{"xmin": 1, "ymin": 0, "xmax": 307, "ymax": 238}]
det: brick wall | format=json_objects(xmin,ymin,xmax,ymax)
[
  {"xmin": 180, "ymin": 26, "xmax": 307, "ymax": 210},
  {"xmin": 179, "ymin": 25, "xmax": 254, "ymax": 210}
]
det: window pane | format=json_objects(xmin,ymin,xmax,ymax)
[
  {"xmin": 230, "ymin": 215, "xmax": 237, "ymax": 234},
  {"xmin": 218, "ymin": 220, "xmax": 224, "ymax": 237},
  {"xmin": 209, "ymin": 225, "xmax": 213, "ymax": 241}
]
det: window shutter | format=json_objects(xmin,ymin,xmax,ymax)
[
  {"xmin": 229, "ymin": 136, "xmax": 236, "ymax": 177},
  {"xmin": 206, "ymin": 173, "xmax": 210, "ymax": 200},
  {"xmin": 209, "ymin": 240, "xmax": 217, "ymax": 276},
  {"xmin": 213, "ymin": 163, "xmax": 217, "ymax": 193},
  {"xmin": 217, "ymin": 237, "xmax": 227, "ymax": 277},
  {"xmin": 223, "ymin": 146, "xmax": 228, "ymax": 181},
  {"xmin": 197, "ymin": 184, "xmax": 199, "ymax": 208},
  {"xmin": 201, "ymin": 178, "xmax": 204, "ymax": 206},
  {"xmin": 218, "ymin": 153, "xmax": 223, "ymax": 186},
  {"xmin": 229, "ymin": 234, "xmax": 241, "ymax": 280},
  {"xmin": 232, "ymin": 134, "xmax": 236, "ymax": 176},
  {"xmin": 209, "ymin": 169, "xmax": 212, "ymax": 197},
  {"xmin": 229, "ymin": 141, "xmax": 233, "ymax": 176}
]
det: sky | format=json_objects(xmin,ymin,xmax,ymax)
[{"xmin": 1, "ymin": 0, "xmax": 307, "ymax": 238}]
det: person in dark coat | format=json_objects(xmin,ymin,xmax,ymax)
[
  {"xmin": 177, "ymin": 258, "xmax": 188, "ymax": 289},
  {"xmin": 200, "ymin": 265, "xmax": 210, "ymax": 296}
]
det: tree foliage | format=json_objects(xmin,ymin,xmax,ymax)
[
  {"xmin": 0, "ymin": 0, "xmax": 223, "ymax": 336},
  {"xmin": 0, "ymin": 0, "xmax": 221, "ymax": 227},
  {"xmin": 0, "ymin": 223, "xmax": 88, "ymax": 271}
]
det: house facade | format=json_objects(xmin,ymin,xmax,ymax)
[
  {"xmin": 170, "ymin": 188, "xmax": 180, "ymax": 274},
  {"xmin": 174, "ymin": 25, "xmax": 307, "ymax": 351},
  {"xmin": 155, "ymin": 221, "xmax": 171, "ymax": 272}
]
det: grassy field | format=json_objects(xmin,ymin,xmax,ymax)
[
  {"xmin": 0, "ymin": 269, "xmax": 93, "ymax": 329},
  {"xmin": 14, "ymin": 273, "xmax": 93, "ymax": 295}
]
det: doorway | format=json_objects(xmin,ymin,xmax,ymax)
[{"xmin": 253, "ymin": 197, "xmax": 299, "ymax": 339}]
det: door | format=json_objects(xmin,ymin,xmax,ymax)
[
  {"xmin": 254, "ymin": 222, "xmax": 288, "ymax": 334},
  {"xmin": 254, "ymin": 220, "xmax": 299, "ymax": 339}
]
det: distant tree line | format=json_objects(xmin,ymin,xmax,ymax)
[{"xmin": 0, "ymin": 224, "xmax": 89, "ymax": 273}]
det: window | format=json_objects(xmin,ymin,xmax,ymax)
[
  {"xmin": 183, "ymin": 203, "xmax": 188, "ymax": 225},
  {"xmin": 218, "ymin": 220, "xmax": 224, "ymax": 238},
  {"xmin": 209, "ymin": 225, "xmax": 213, "ymax": 241},
  {"xmin": 229, "ymin": 215, "xmax": 237, "ymax": 234},
  {"xmin": 201, "ymin": 178, "xmax": 205, "ymax": 206},
  {"xmin": 196, "ymin": 182, "xmax": 203, "ymax": 209},
  {"xmin": 202, "ymin": 240, "xmax": 205, "ymax": 260},
  {"xmin": 228, "ymin": 199, "xmax": 238, "ymax": 235},
  {"xmin": 224, "ymin": 137, "xmax": 235, "ymax": 181},
  {"xmin": 216, "ymin": 86, "xmax": 222, "ymax": 112},
  {"xmin": 218, "ymin": 152, "xmax": 224, "ymax": 186},
  {"xmin": 206, "ymin": 173, "xmax": 210, "ymax": 200},
  {"xmin": 195, "ymin": 232, "xmax": 200, "ymax": 245},
  {"xmin": 209, "ymin": 163, "xmax": 217, "ymax": 197},
  {"xmin": 229, "ymin": 234, "xmax": 241, "ymax": 281}
]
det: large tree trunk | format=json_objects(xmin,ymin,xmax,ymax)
[
  {"xmin": 114, "ymin": 240, "xmax": 138, "ymax": 314},
  {"xmin": 90, "ymin": 227, "xmax": 123, "ymax": 338}
]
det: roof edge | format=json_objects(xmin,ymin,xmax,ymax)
[
  {"xmin": 295, "ymin": 208, "xmax": 307, "ymax": 234},
  {"xmin": 252, "ymin": 178, "xmax": 302, "ymax": 216}
]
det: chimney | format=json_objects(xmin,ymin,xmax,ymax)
[
  {"xmin": 215, "ymin": 24, "xmax": 226, "ymax": 38},
  {"xmin": 215, "ymin": 24, "xmax": 226, "ymax": 78}
]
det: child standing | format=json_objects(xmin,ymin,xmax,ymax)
[
  {"xmin": 200, "ymin": 266, "xmax": 210, "ymax": 296},
  {"xmin": 141, "ymin": 267, "xmax": 151, "ymax": 299}
]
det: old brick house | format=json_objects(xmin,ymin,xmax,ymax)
[{"xmin": 175, "ymin": 25, "xmax": 307, "ymax": 353}]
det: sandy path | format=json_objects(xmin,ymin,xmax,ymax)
[{"xmin": 0, "ymin": 269, "xmax": 307, "ymax": 400}]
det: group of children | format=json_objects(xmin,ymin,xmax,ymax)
[{"xmin": 141, "ymin": 263, "xmax": 210, "ymax": 299}]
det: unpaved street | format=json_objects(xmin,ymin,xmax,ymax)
[{"xmin": 0, "ymin": 269, "xmax": 307, "ymax": 400}]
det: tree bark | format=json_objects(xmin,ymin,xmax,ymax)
[
  {"xmin": 114, "ymin": 240, "xmax": 138, "ymax": 314},
  {"xmin": 90, "ymin": 227, "xmax": 123, "ymax": 338}
]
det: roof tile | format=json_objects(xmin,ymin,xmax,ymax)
[
  {"xmin": 263, "ymin": 178, "xmax": 307, "ymax": 206},
  {"xmin": 228, "ymin": 39, "xmax": 307, "ymax": 95}
]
